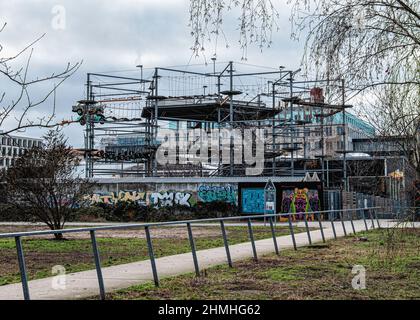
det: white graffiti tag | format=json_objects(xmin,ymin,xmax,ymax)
[{"xmin": 150, "ymin": 192, "xmax": 192, "ymax": 207}]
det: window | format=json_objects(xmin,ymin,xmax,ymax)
[
  {"xmin": 327, "ymin": 142, "xmax": 332, "ymax": 150},
  {"xmin": 325, "ymin": 127, "xmax": 332, "ymax": 136},
  {"xmin": 337, "ymin": 126, "xmax": 344, "ymax": 135}
]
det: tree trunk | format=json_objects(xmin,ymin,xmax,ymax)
[
  {"xmin": 53, "ymin": 232, "xmax": 64, "ymax": 240},
  {"xmin": 51, "ymin": 223, "xmax": 64, "ymax": 240}
]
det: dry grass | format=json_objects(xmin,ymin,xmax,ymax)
[{"xmin": 107, "ymin": 228, "xmax": 420, "ymax": 300}]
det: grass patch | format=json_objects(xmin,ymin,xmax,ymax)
[
  {"xmin": 105, "ymin": 228, "xmax": 420, "ymax": 300},
  {"xmin": 262, "ymin": 267, "xmax": 303, "ymax": 282}
]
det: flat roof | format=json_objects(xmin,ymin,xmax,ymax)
[
  {"xmin": 141, "ymin": 99, "xmax": 280, "ymax": 122},
  {"xmin": 0, "ymin": 134, "xmax": 42, "ymax": 141},
  {"xmin": 93, "ymin": 176, "xmax": 305, "ymax": 184}
]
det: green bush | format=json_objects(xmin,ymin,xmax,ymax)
[
  {"xmin": 90, "ymin": 201, "xmax": 239, "ymax": 222},
  {"xmin": 0, "ymin": 204, "xmax": 35, "ymax": 222}
]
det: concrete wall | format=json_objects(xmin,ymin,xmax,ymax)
[
  {"xmin": 86, "ymin": 178, "xmax": 323, "ymax": 215},
  {"xmin": 86, "ymin": 182, "xmax": 238, "ymax": 208}
]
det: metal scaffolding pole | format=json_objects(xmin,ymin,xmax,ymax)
[
  {"xmin": 229, "ymin": 61, "xmax": 234, "ymax": 176},
  {"xmin": 289, "ymin": 72, "xmax": 294, "ymax": 177},
  {"xmin": 342, "ymin": 79, "xmax": 347, "ymax": 192}
]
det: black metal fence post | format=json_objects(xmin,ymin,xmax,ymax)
[
  {"xmin": 268, "ymin": 216, "xmax": 279, "ymax": 255},
  {"xmin": 247, "ymin": 219, "xmax": 258, "ymax": 261},
  {"xmin": 361, "ymin": 208, "xmax": 369, "ymax": 231},
  {"xmin": 368, "ymin": 209, "xmax": 375, "ymax": 229},
  {"xmin": 374, "ymin": 209, "xmax": 381, "ymax": 229},
  {"xmin": 330, "ymin": 210, "xmax": 337, "ymax": 240},
  {"xmin": 339, "ymin": 210, "xmax": 347, "ymax": 236},
  {"xmin": 15, "ymin": 236, "xmax": 30, "ymax": 300},
  {"xmin": 317, "ymin": 212, "xmax": 325, "ymax": 243},
  {"xmin": 303, "ymin": 213, "xmax": 312, "ymax": 245},
  {"xmin": 90, "ymin": 230, "xmax": 106, "ymax": 300},
  {"xmin": 145, "ymin": 226, "xmax": 159, "ymax": 286},
  {"xmin": 220, "ymin": 221, "xmax": 233, "ymax": 267},
  {"xmin": 186, "ymin": 223, "xmax": 200, "ymax": 276},
  {"xmin": 288, "ymin": 214, "xmax": 297, "ymax": 250},
  {"xmin": 349, "ymin": 210, "xmax": 356, "ymax": 234}
]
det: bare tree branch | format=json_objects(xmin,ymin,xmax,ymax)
[{"xmin": 0, "ymin": 23, "xmax": 82, "ymax": 136}]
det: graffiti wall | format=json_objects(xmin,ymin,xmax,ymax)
[
  {"xmin": 197, "ymin": 185, "xmax": 237, "ymax": 204},
  {"xmin": 149, "ymin": 191, "xmax": 196, "ymax": 207},
  {"xmin": 241, "ymin": 188, "xmax": 265, "ymax": 214},
  {"xmin": 85, "ymin": 191, "xmax": 148, "ymax": 206},
  {"xmin": 85, "ymin": 184, "xmax": 237, "ymax": 208},
  {"xmin": 281, "ymin": 188, "xmax": 321, "ymax": 219},
  {"xmin": 85, "ymin": 190, "xmax": 196, "ymax": 207}
]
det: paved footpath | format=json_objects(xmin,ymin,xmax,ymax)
[{"xmin": 0, "ymin": 219, "xmax": 416, "ymax": 300}]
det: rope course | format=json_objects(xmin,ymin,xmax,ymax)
[{"xmin": 74, "ymin": 61, "xmax": 351, "ymax": 181}]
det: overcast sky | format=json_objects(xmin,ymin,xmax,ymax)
[{"xmin": 1, "ymin": 0, "xmax": 304, "ymax": 147}]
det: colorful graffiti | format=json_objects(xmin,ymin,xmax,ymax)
[
  {"xmin": 84, "ymin": 191, "xmax": 148, "ymax": 205},
  {"xmin": 241, "ymin": 188, "xmax": 265, "ymax": 213},
  {"xmin": 281, "ymin": 188, "xmax": 321, "ymax": 220},
  {"xmin": 85, "ymin": 190, "xmax": 196, "ymax": 207},
  {"xmin": 197, "ymin": 185, "xmax": 237, "ymax": 204},
  {"xmin": 149, "ymin": 191, "xmax": 196, "ymax": 207},
  {"xmin": 85, "ymin": 184, "xmax": 241, "ymax": 208}
]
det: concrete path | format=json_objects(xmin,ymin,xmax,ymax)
[{"xmin": 0, "ymin": 219, "xmax": 416, "ymax": 300}]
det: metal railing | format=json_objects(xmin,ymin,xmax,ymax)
[{"xmin": 0, "ymin": 206, "xmax": 388, "ymax": 300}]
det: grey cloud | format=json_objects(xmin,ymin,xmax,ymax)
[{"xmin": 1, "ymin": 0, "xmax": 303, "ymax": 147}]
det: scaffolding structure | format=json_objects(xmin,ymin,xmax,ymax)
[{"xmin": 75, "ymin": 61, "xmax": 351, "ymax": 187}]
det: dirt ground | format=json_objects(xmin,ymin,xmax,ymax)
[
  {"xmin": 106, "ymin": 228, "xmax": 420, "ymax": 300},
  {"xmin": 0, "ymin": 224, "xmax": 222, "ymax": 239}
]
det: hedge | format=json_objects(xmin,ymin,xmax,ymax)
[{"xmin": 0, "ymin": 201, "xmax": 240, "ymax": 223}]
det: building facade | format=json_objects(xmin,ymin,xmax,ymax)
[{"xmin": 0, "ymin": 134, "xmax": 43, "ymax": 169}]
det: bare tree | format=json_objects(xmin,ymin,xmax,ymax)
[
  {"xmin": 0, "ymin": 22, "xmax": 80, "ymax": 136},
  {"xmin": 190, "ymin": 1, "xmax": 418, "ymax": 87},
  {"xmin": 2, "ymin": 129, "xmax": 94, "ymax": 240},
  {"xmin": 189, "ymin": 0, "xmax": 419, "ymax": 174},
  {"xmin": 189, "ymin": 0, "xmax": 279, "ymax": 59},
  {"xmin": 362, "ymin": 80, "xmax": 420, "ymax": 174},
  {"xmin": 288, "ymin": 0, "xmax": 419, "ymax": 92}
]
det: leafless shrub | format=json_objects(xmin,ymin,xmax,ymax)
[
  {"xmin": 189, "ymin": 0, "xmax": 279, "ymax": 59},
  {"xmin": 2, "ymin": 129, "xmax": 94, "ymax": 239},
  {"xmin": 0, "ymin": 22, "xmax": 81, "ymax": 136}
]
